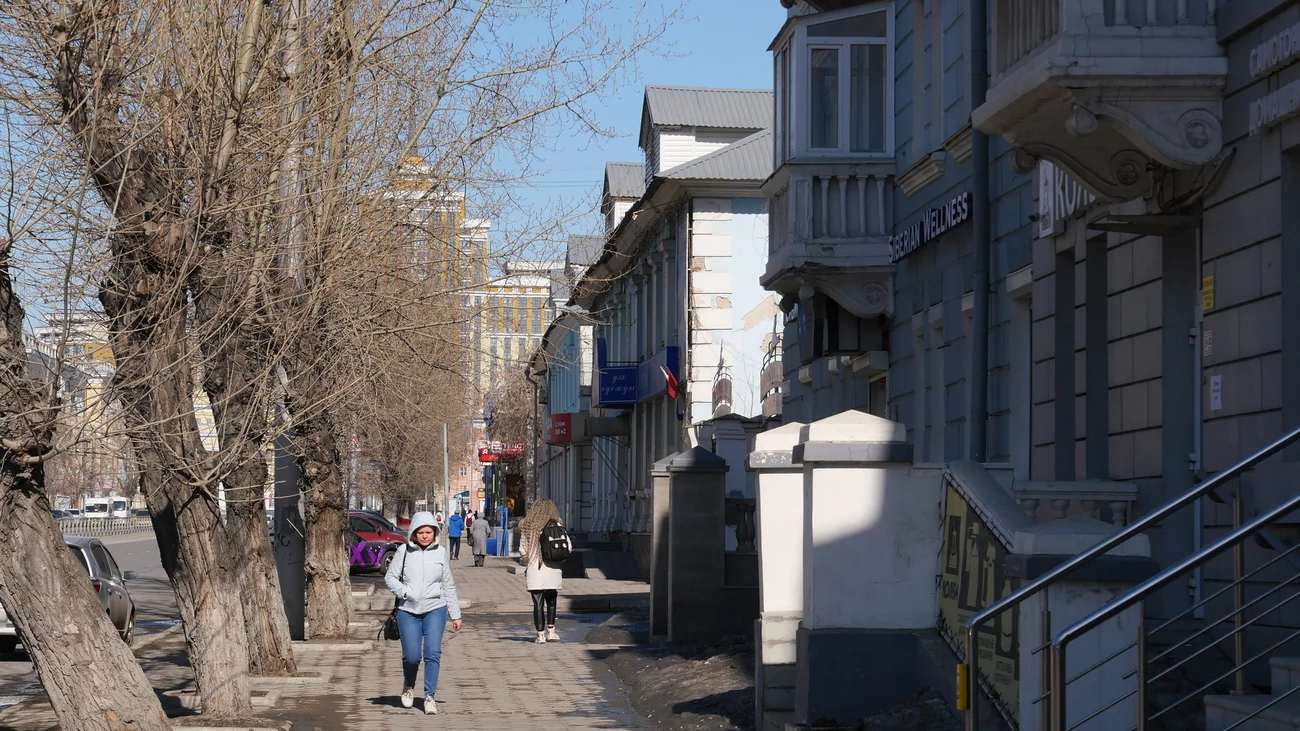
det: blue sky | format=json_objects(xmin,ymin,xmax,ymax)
[{"xmin": 495, "ymin": 0, "xmax": 788, "ymax": 252}]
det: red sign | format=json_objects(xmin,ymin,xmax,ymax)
[
  {"xmin": 545, "ymin": 414, "xmax": 572, "ymax": 444},
  {"xmin": 477, "ymin": 441, "xmax": 527, "ymax": 462}
]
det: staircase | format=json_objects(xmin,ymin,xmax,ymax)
[
  {"xmin": 960, "ymin": 425, "xmax": 1300, "ymax": 731},
  {"xmin": 566, "ymin": 533, "xmax": 644, "ymax": 581}
]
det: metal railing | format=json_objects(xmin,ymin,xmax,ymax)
[
  {"xmin": 963, "ymin": 424, "xmax": 1300, "ymax": 730},
  {"xmin": 60, "ymin": 516, "xmax": 154, "ymax": 537}
]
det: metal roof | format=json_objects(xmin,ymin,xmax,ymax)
[
  {"xmin": 660, "ymin": 129, "xmax": 773, "ymax": 182},
  {"xmin": 567, "ymin": 234, "xmax": 603, "ymax": 269},
  {"xmin": 603, "ymin": 162, "xmax": 644, "ymax": 200},
  {"xmin": 640, "ymin": 86, "xmax": 773, "ymax": 147}
]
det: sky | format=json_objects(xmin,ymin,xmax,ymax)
[{"xmin": 495, "ymin": 0, "xmax": 789, "ymax": 253}]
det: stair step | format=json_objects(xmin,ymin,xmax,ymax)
[
  {"xmin": 1273, "ymin": 658, "xmax": 1300, "ymax": 697},
  {"xmin": 1205, "ymin": 693, "xmax": 1300, "ymax": 730}
]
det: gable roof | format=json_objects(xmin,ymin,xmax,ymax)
[
  {"xmin": 603, "ymin": 162, "xmax": 645, "ymax": 200},
  {"xmin": 659, "ymin": 128, "xmax": 774, "ymax": 182},
  {"xmin": 639, "ymin": 86, "xmax": 773, "ymax": 148}
]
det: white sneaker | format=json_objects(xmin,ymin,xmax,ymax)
[
  {"xmin": 546, "ymin": 627, "xmax": 560, "ymax": 642},
  {"xmin": 424, "ymin": 696, "xmax": 438, "ymax": 715},
  {"xmin": 401, "ymin": 687, "xmax": 414, "ymax": 708},
  {"xmin": 535, "ymin": 631, "xmax": 547, "ymax": 644}
]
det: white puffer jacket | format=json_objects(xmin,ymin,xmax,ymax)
[{"xmin": 385, "ymin": 512, "xmax": 461, "ymax": 619}]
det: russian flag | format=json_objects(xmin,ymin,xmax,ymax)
[{"xmin": 660, "ymin": 365, "xmax": 679, "ymax": 399}]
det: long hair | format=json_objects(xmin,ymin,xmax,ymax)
[{"xmin": 518, "ymin": 498, "xmax": 562, "ymax": 566}]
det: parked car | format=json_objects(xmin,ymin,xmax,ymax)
[
  {"xmin": 63, "ymin": 508, "xmax": 82, "ymax": 519},
  {"xmin": 51, "ymin": 509, "xmax": 67, "ymax": 520},
  {"xmin": 351, "ymin": 510, "xmax": 405, "ymax": 537},
  {"xmin": 347, "ymin": 530, "xmax": 396, "ymax": 573},
  {"xmin": 132, "ymin": 508, "xmax": 150, "ymax": 518},
  {"xmin": 346, "ymin": 512, "xmax": 405, "ymax": 572},
  {"xmin": 0, "ymin": 536, "xmax": 137, "ymax": 654}
]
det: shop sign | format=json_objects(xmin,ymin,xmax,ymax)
[
  {"xmin": 1250, "ymin": 21, "xmax": 1300, "ymax": 79},
  {"xmin": 595, "ymin": 366, "xmax": 638, "ymax": 407},
  {"xmin": 477, "ymin": 441, "xmax": 525, "ymax": 462},
  {"xmin": 1250, "ymin": 79, "xmax": 1300, "ymax": 135},
  {"xmin": 1037, "ymin": 160, "xmax": 1097, "ymax": 238},
  {"xmin": 889, "ymin": 192, "xmax": 972, "ymax": 263},
  {"xmin": 544, "ymin": 413, "xmax": 572, "ymax": 444},
  {"xmin": 636, "ymin": 346, "xmax": 680, "ymax": 402},
  {"xmin": 937, "ymin": 482, "xmax": 1019, "ymax": 724},
  {"xmin": 1248, "ymin": 21, "xmax": 1300, "ymax": 136}
]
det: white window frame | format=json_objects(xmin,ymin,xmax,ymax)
[{"xmin": 788, "ymin": 3, "xmax": 896, "ymax": 160}]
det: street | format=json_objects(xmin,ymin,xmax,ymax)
[{"xmin": 0, "ymin": 534, "xmax": 178, "ymax": 714}]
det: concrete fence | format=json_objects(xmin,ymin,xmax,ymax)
[{"xmin": 60, "ymin": 517, "xmax": 154, "ymax": 537}]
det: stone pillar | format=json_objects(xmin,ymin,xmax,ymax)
[
  {"xmin": 749, "ymin": 421, "xmax": 805, "ymax": 724},
  {"xmin": 1011, "ymin": 518, "xmax": 1156, "ymax": 731},
  {"xmin": 665, "ymin": 446, "xmax": 729, "ymax": 643},
  {"xmin": 794, "ymin": 410, "xmax": 939, "ymax": 725},
  {"xmin": 648, "ymin": 453, "xmax": 678, "ymax": 641},
  {"xmin": 713, "ymin": 416, "xmax": 752, "ymax": 498}
]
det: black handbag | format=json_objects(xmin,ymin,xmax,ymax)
[{"xmin": 379, "ymin": 547, "xmax": 407, "ymax": 641}]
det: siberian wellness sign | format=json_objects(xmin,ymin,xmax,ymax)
[
  {"xmin": 889, "ymin": 192, "xmax": 972, "ymax": 264},
  {"xmin": 1249, "ymin": 21, "xmax": 1300, "ymax": 136}
]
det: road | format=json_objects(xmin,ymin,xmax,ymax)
[{"xmin": 0, "ymin": 534, "xmax": 178, "ymax": 713}]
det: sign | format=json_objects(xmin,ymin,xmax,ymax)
[
  {"xmin": 938, "ymin": 483, "xmax": 1019, "ymax": 724},
  {"xmin": 477, "ymin": 488, "xmax": 485, "ymax": 499},
  {"xmin": 1210, "ymin": 375, "xmax": 1223, "ymax": 411},
  {"xmin": 477, "ymin": 441, "xmax": 526, "ymax": 462},
  {"xmin": 1204, "ymin": 329, "xmax": 1214, "ymax": 357},
  {"xmin": 1250, "ymin": 21, "xmax": 1300, "ymax": 78},
  {"xmin": 1250, "ymin": 79, "xmax": 1300, "ymax": 135},
  {"xmin": 1037, "ymin": 160, "xmax": 1097, "ymax": 238},
  {"xmin": 1202, "ymin": 275, "xmax": 1215, "ymax": 311},
  {"xmin": 637, "ymin": 346, "xmax": 680, "ymax": 402},
  {"xmin": 595, "ymin": 366, "xmax": 638, "ymax": 407},
  {"xmin": 889, "ymin": 192, "xmax": 972, "ymax": 263},
  {"xmin": 544, "ymin": 413, "xmax": 572, "ymax": 444}
]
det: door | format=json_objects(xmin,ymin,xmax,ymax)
[
  {"xmin": 90, "ymin": 543, "xmax": 127, "ymax": 630},
  {"xmin": 349, "ymin": 515, "xmax": 381, "ymax": 542}
]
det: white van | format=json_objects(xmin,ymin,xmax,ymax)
[{"xmin": 83, "ymin": 496, "xmax": 131, "ymax": 519}]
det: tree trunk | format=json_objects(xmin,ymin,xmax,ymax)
[
  {"xmin": 193, "ymin": 269, "xmax": 296, "ymax": 675},
  {"xmin": 99, "ymin": 251, "xmax": 255, "ymax": 718},
  {"xmin": 0, "ymin": 247, "xmax": 171, "ymax": 731},
  {"xmin": 299, "ymin": 408, "xmax": 351, "ymax": 638}
]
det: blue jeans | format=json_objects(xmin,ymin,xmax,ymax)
[{"xmin": 396, "ymin": 606, "xmax": 447, "ymax": 698}]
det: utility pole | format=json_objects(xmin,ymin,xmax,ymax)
[{"xmin": 443, "ymin": 422, "xmax": 451, "ymax": 521}]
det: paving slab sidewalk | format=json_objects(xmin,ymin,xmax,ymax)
[{"xmin": 0, "ymin": 556, "xmax": 653, "ymax": 730}]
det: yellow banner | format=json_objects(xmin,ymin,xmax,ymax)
[{"xmin": 937, "ymin": 482, "xmax": 1020, "ymax": 723}]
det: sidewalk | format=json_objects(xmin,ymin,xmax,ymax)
[{"xmin": 0, "ymin": 555, "xmax": 654, "ymax": 730}]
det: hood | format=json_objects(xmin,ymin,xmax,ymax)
[{"xmin": 406, "ymin": 511, "xmax": 440, "ymax": 547}]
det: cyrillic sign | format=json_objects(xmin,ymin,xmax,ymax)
[
  {"xmin": 1250, "ymin": 79, "xmax": 1300, "ymax": 136},
  {"xmin": 889, "ymin": 192, "xmax": 972, "ymax": 263},
  {"xmin": 1249, "ymin": 21, "xmax": 1300, "ymax": 79},
  {"xmin": 1037, "ymin": 160, "xmax": 1097, "ymax": 238},
  {"xmin": 1248, "ymin": 21, "xmax": 1300, "ymax": 136}
]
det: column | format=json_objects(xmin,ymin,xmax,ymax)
[{"xmin": 665, "ymin": 447, "xmax": 730, "ymax": 643}]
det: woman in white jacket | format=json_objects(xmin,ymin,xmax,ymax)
[
  {"xmin": 385, "ymin": 511, "xmax": 462, "ymax": 714},
  {"xmin": 518, "ymin": 499, "xmax": 565, "ymax": 644}
]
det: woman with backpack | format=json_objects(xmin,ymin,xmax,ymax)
[
  {"xmin": 384, "ymin": 511, "xmax": 462, "ymax": 714},
  {"xmin": 518, "ymin": 499, "xmax": 569, "ymax": 644}
]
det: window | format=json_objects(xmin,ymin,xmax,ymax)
[
  {"xmin": 459, "ymin": 467, "xmax": 468, "ymax": 477},
  {"xmin": 777, "ymin": 6, "xmax": 892, "ymax": 158}
]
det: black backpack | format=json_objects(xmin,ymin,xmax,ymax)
[{"xmin": 540, "ymin": 519, "xmax": 572, "ymax": 563}]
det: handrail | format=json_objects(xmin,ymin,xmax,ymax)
[
  {"xmin": 962, "ymin": 423, "xmax": 1300, "ymax": 730},
  {"xmin": 1054, "ymin": 481, "xmax": 1300, "ymax": 646}
]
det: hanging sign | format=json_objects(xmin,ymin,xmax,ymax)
[
  {"xmin": 889, "ymin": 192, "xmax": 972, "ymax": 263},
  {"xmin": 1038, "ymin": 160, "xmax": 1097, "ymax": 238}
]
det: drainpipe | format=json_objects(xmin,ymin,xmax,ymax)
[
  {"xmin": 525, "ymin": 368, "xmax": 541, "ymax": 502},
  {"xmin": 968, "ymin": 0, "xmax": 992, "ymax": 463}
]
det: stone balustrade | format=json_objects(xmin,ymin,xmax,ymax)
[{"xmin": 1012, "ymin": 479, "xmax": 1140, "ymax": 527}]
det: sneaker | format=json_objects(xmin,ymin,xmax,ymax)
[
  {"xmin": 535, "ymin": 631, "xmax": 547, "ymax": 644},
  {"xmin": 546, "ymin": 627, "xmax": 560, "ymax": 642},
  {"xmin": 424, "ymin": 696, "xmax": 438, "ymax": 715},
  {"xmin": 401, "ymin": 687, "xmax": 414, "ymax": 708}
]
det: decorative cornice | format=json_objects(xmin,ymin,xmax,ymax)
[
  {"xmin": 944, "ymin": 124, "xmax": 973, "ymax": 164},
  {"xmin": 897, "ymin": 151, "xmax": 946, "ymax": 197}
]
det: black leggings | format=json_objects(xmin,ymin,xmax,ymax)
[{"xmin": 530, "ymin": 590, "xmax": 557, "ymax": 631}]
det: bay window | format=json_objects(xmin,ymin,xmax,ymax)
[{"xmin": 770, "ymin": 4, "xmax": 894, "ymax": 160}]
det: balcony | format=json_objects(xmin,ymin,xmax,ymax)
[
  {"xmin": 972, "ymin": 0, "xmax": 1227, "ymax": 201},
  {"xmin": 761, "ymin": 161, "xmax": 895, "ymax": 318}
]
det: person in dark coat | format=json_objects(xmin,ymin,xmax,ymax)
[{"xmin": 469, "ymin": 511, "xmax": 490, "ymax": 567}]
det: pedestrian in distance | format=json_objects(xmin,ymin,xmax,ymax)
[
  {"xmin": 469, "ymin": 510, "xmax": 489, "ymax": 567},
  {"xmin": 518, "ymin": 499, "xmax": 567, "ymax": 644},
  {"xmin": 447, "ymin": 510, "xmax": 465, "ymax": 560},
  {"xmin": 385, "ymin": 511, "xmax": 462, "ymax": 715}
]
